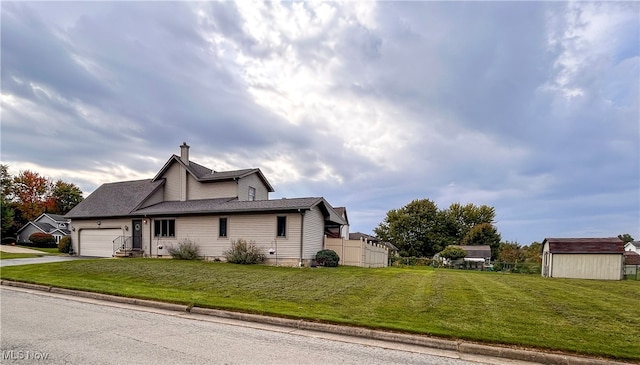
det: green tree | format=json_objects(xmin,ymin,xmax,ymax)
[
  {"xmin": 618, "ymin": 234, "xmax": 634, "ymax": 244},
  {"xmin": 1, "ymin": 165, "xmax": 16, "ymax": 237},
  {"xmin": 460, "ymin": 222, "xmax": 502, "ymax": 260},
  {"xmin": 523, "ymin": 241, "xmax": 542, "ymax": 263},
  {"xmin": 498, "ymin": 241, "xmax": 524, "ymax": 263},
  {"xmin": 51, "ymin": 180, "xmax": 83, "ymax": 214},
  {"xmin": 374, "ymin": 199, "xmax": 442, "ymax": 257},
  {"xmin": 442, "ymin": 203, "xmax": 496, "ymax": 242},
  {"xmin": 439, "ymin": 245, "xmax": 467, "ymax": 261}
]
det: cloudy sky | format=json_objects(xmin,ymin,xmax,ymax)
[{"xmin": 2, "ymin": 1, "xmax": 638, "ymax": 244}]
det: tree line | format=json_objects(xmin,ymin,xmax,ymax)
[
  {"xmin": 374, "ymin": 199, "xmax": 502, "ymax": 259},
  {"xmin": 1, "ymin": 164, "xmax": 84, "ymax": 238},
  {"xmin": 374, "ymin": 198, "xmax": 636, "ymax": 264}
]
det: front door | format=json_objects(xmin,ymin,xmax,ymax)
[{"xmin": 132, "ymin": 219, "xmax": 142, "ymax": 250}]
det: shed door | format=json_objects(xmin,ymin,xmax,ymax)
[{"xmin": 79, "ymin": 229, "xmax": 120, "ymax": 257}]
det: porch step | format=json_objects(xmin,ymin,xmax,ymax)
[{"xmin": 114, "ymin": 249, "xmax": 144, "ymax": 258}]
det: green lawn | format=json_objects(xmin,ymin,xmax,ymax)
[
  {"xmin": 17, "ymin": 246, "xmax": 59, "ymax": 255},
  {"xmin": 0, "ymin": 252, "xmax": 44, "ymax": 259},
  {"xmin": 1, "ymin": 259, "xmax": 638, "ymax": 361}
]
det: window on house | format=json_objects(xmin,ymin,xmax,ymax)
[
  {"xmin": 219, "ymin": 217, "xmax": 228, "ymax": 237},
  {"xmin": 277, "ymin": 216, "xmax": 286, "ymax": 237},
  {"xmin": 154, "ymin": 219, "xmax": 175, "ymax": 237},
  {"xmin": 248, "ymin": 186, "xmax": 256, "ymax": 201}
]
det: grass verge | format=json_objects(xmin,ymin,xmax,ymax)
[
  {"xmin": 1, "ymin": 259, "xmax": 638, "ymax": 361},
  {"xmin": 0, "ymin": 252, "xmax": 44, "ymax": 259}
]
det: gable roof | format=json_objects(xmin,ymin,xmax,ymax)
[
  {"xmin": 65, "ymin": 179, "xmax": 165, "ymax": 219},
  {"xmin": 16, "ymin": 221, "xmax": 70, "ymax": 236},
  {"xmin": 39, "ymin": 213, "xmax": 69, "ymax": 222},
  {"xmin": 67, "ymin": 189, "xmax": 346, "ymax": 225},
  {"xmin": 333, "ymin": 207, "xmax": 348, "ymax": 224},
  {"xmin": 152, "ymin": 155, "xmax": 275, "ymax": 192},
  {"xmin": 543, "ymin": 238, "xmax": 624, "ymax": 254},
  {"xmin": 454, "ymin": 245, "xmax": 491, "ymax": 259}
]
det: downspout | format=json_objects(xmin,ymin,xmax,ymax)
[
  {"xmin": 148, "ymin": 217, "xmax": 152, "ymax": 258},
  {"xmin": 299, "ymin": 209, "xmax": 305, "ymax": 267}
]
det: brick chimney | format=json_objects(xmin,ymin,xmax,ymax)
[{"xmin": 180, "ymin": 142, "xmax": 190, "ymax": 165}]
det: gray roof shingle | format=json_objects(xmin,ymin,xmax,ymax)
[
  {"xmin": 153, "ymin": 156, "xmax": 274, "ymax": 192},
  {"xmin": 135, "ymin": 197, "xmax": 326, "ymax": 215},
  {"xmin": 454, "ymin": 245, "xmax": 492, "ymax": 259},
  {"xmin": 65, "ymin": 179, "xmax": 164, "ymax": 218}
]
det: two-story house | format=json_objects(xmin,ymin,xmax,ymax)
[
  {"xmin": 17, "ymin": 213, "xmax": 71, "ymax": 244},
  {"xmin": 65, "ymin": 143, "xmax": 347, "ymax": 266}
]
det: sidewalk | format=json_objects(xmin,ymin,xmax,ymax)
[{"xmin": 0, "ymin": 245, "xmax": 49, "ymax": 254}]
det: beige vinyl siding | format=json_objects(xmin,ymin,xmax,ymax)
[
  {"xmin": 230, "ymin": 213, "xmax": 302, "ymax": 259},
  {"xmin": 165, "ymin": 214, "xmax": 302, "ymax": 260},
  {"xmin": 187, "ymin": 175, "xmax": 237, "ymax": 200},
  {"xmin": 237, "ymin": 173, "xmax": 269, "ymax": 201},
  {"xmin": 303, "ymin": 206, "xmax": 325, "ymax": 259},
  {"xmin": 550, "ymin": 254, "xmax": 623, "ymax": 280},
  {"xmin": 168, "ymin": 216, "xmax": 224, "ymax": 257},
  {"xmin": 161, "ymin": 163, "xmax": 182, "ymax": 201}
]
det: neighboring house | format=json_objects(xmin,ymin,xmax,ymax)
[
  {"xmin": 17, "ymin": 213, "xmax": 71, "ymax": 244},
  {"xmin": 541, "ymin": 238, "xmax": 624, "ymax": 280},
  {"xmin": 65, "ymin": 143, "xmax": 347, "ymax": 266},
  {"xmin": 624, "ymin": 241, "xmax": 640, "ymax": 254},
  {"xmin": 452, "ymin": 245, "xmax": 491, "ymax": 270}
]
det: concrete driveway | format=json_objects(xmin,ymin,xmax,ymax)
[
  {"xmin": 0, "ymin": 245, "xmax": 95, "ymax": 267},
  {"xmin": 0, "ymin": 255, "xmax": 90, "ymax": 267},
  {"xmin": 0, "ymin": 245, "xmax": 48, "ymax": 254}
]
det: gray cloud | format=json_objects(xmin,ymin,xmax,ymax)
[{"xmin": 1, "ymin": 1, "xmax": 638, "ymax": 244}]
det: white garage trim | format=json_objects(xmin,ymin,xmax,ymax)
[{"xmin": 79, "ymin": 228, "xmax": 122, "ymax": 257}]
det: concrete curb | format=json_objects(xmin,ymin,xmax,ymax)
[{"xmin": 1, "ymin": 280, "xmax": 634, "ymax": 365}]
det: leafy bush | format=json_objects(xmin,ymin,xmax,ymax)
[
  {"xmin": 28, "ymin": 232, "xmax": 57, "ymax": 248},
  {"xmin": 168, "ymin": 238, "xmax": 200, "ymax": 260},
  {"xmin": 439, "ymin": 246, "xmax": 467, "ymax": 261},
  {"xmin": 58, "ymin": 236, "xmax": 72, "ymax": 253},
  {"xmin": 1, "ymin": 237, "xmax": 16, "ymax": 245},
  {"xmin": 315, "ymin": 249, "xmax": 339, "ymax": 267},
  {"xmin": 224, "ymin": 239, "xmax": 265, "ymax": 264}
]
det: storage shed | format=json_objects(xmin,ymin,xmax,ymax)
[{"xmin": 541, "ymin": 238, "xmax": 624, "ymax": 280}]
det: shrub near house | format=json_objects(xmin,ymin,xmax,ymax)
[
  {"xmin": 28, "ymin": 233, "xmax": 56, "ymax": 248},
  {"xmin": 58, "ymin": 236, "xmax": 71, "ymax": 253}
]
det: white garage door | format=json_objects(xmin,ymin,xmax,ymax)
[{"xmin": 79, "ymin": 229, "xmax": 121, "ymax": 257}]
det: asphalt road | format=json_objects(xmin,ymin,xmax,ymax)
[{"xmin": 0, "ymin": 287, "xmax": 540, "ymax": 365}]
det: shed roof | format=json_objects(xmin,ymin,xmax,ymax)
[
  {"xmin": 454, "ymin": 245, "xmax": 491, "ymax": 259},
  {"xmin": 543, "ymin": 238, "xmax": 624, "ymax": 254}
]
